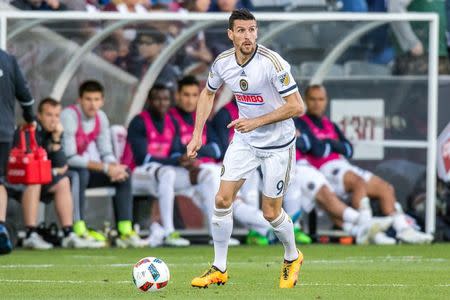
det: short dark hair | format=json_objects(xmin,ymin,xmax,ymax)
[
  {"xmin": 177, "ymin": 75, "xmax": 199, "ymax": 92},
  {"xmin": 147, "ymin": 83, "xmax": 170, "ymax": 100},
  {"xmin": 100, "ymin": 36, "xmax": 119, "ymax": 51},
  {"xmin": 38, "ymin": 97, "xmax": 61, "ymax": 113},
  {"xmin": 304, "ymin": 84, "xmax": 325, "ymax": 98},
  {"xmin": 229, "ymin": 8, "xmax": 256, "ymax": 30},
  {"xmin": 136, "ymin": 26, "xmax": 166, "ymax": 45},
  {"xmin": 79, "ymin": 80, "xmax": 104, "ymax": 97}
]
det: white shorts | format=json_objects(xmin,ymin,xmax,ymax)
[
  {"xmin": 319, "ymin": 159, "xmax": 372, "ymax": 198},
  {"xmin": 131, "ymin": 162, "xmax": 162, "ymax": 196},
  {"xmin": 132, "ymin": 161, "xmax": 219, "ymax": 201},
  {"xmin": 295, "ymin": 161, "xmax": 331, "ymax": 213},
  {"xmin": 221, "ymin": 136, "xmax": 295, "ymax": 198},
  {"xmin": 131, "ymin": 162, "xmax": 195, "ymax": 196}
]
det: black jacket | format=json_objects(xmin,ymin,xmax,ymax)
[{"xmin": 0, "ymin": 50, "xmax": 35, "ymax": 142}]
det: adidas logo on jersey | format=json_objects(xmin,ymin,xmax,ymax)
[{"xmin": 235, "ymin": 93, "xmax": 265, "ymax": 105}]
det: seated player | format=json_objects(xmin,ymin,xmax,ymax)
[
  {"xmin": 211, "ymin": 100, "xmax": 274, "ymax": 245},
  {"xmin": 61, "ymin": 80, "xmax": 144, "ymax": 248},
  {"xmin": 297, "ymin": 84, "xmax": 433, "ymax": 244},
  {"xmin": 11, "ymin": 98, "xmax": 102, "ymax": 249},
  {"xmin": 122, "ymin": 84, "xmax": 190, "ymax": 247},
  {"xmin": 284, "ymin": 126, "xmax": 394, "ymax": 245}
]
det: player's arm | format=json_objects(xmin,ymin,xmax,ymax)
[
  {"xmin": 326, "ymin": 123, "xmax": 353, "ymax": 158},
  {"xmin": 186, "ymin": 87, "xmax": 216, "ymax": 159},
  {"xmin": 12, "ymin": 53, "xmax": 35, "ymax": 123},
  {"xmin": 228, "ymin": 92, "xmax": 304, "ymax": 133},
  {"xmin": 294, "ymin": 118, "xmax": 311, "ymax": 153},
  {"xmin": 297, "ymin": 119, "xmax": 330, "ymax": 157},
  {"xmin": 197, "ymin": 122, "xmax": 221, "ymax": 159},
  {"xmin": 211, "ymin": 108, "xmax": 232, "ymax": 159}
]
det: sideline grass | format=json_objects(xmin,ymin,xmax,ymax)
[{"xmin": 0, "ymin": 244, "xmax": 449, "ymax": 299}]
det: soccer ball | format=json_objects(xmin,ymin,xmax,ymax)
[{"xmin": 132, "ymin": 257, "xmax": 170, "ymax": 292}]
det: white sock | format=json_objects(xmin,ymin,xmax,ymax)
[
  {"xmin": 358, "ymin": 196, "xmax": 372, "ymax": 221},
  {"xmin": 157, "ymin": 167, "xmax": 176, "ymax": 236},
  {"xmin": 233, "ymin": 198, "xmax": 270, "ymax": 236},
  {"xmin": 211, "ymin": 207, "xmax": 233, "ymax": 272},
  {"xmin": 343, "ymin": 207, "xmax": 360, "ymax": 224},
  {"xmin": 393, "ymin": 213, "xmax": 410, "ymax": 233},
  {"xmin": 270, "ymin": 209, "xmax": 298, "ymax": 262},
  {"xmin": 343, "ymin": 222, "xmax": 359, "ymax": 236}
]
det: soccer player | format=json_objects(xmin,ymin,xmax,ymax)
[
  {"xmin": 61, "ymin": 80, "xmax": 144, "ymax": 248},
  {"xmin": 284, "ymin": 128, "xmax": 393, "ymax": 245},
  {"xmin": 122, "ymin": 84, "xmax": 190, "ymax": 247},
  {"xmin": 188, "ymin": 9, "xmax": 304, "ymax": 288},
  {"xmin": 298, "ymin": 84, "xmax": 433, "ymax": 244}
]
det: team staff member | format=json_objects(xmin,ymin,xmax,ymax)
[{"xmin": 0, "ymin": 49, "xmax": 35, "ymax": 255}]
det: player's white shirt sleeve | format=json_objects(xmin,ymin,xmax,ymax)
[
  {"xmin": 206, "ymin": 61, "xmax": 224, "ymax": 92},
  {"xmin": 269, "ymin": 54, "xmax": 298, "ymax": 98}
]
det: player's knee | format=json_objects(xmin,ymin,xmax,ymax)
[
  {"xmin": 157, "ymin": 167, "xmax": 176, "ymax": 184},
  {"xmin": 198, "ymin": 168, "xmax": 215, "ymax": 184},
  {"xmin": 315, "ymin": 185, "xmax": 332, "ymax": 206},
  {"xmin": 263, "ymin": 208, "xmax": 280, "ymax": 222},
  {"xmin": 384, "ymin": 182, "xmax": 395, "ymax": 197},
  {"xmin": 215, "ymin": 193, "xmax": 233, "ymax": 209},
  {"xmin": 55, "ymin": 177, "xmax": 70, "ymax": 192},
  {"xmin": 345, "ymin": 172, "xmax": 366, "ymax": 191}
]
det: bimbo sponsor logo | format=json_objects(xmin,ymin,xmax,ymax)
[{"xmin": 235, "ymin": 93, "xmax": 265, "ymax": 105}]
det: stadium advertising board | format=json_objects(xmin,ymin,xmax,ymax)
[{"xmin": 331, "ymin": 99, "xmax": 385, "ymax": 160}]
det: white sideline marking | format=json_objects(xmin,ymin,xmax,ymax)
[
  {"xmin": 0, "ymin": 264, "xmax": 54, "ymax": 268},
  {"xmin": 0, "ymin": 279, "xmax": 448, "ymax": 288},
  {"xmin": 0, "ymin": 279, "xmax": 129, "ymax": 284},
  {"xmin": 0, "ymin": 256, "xmax": 448, "ymax": 269}
]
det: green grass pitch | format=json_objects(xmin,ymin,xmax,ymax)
[{"xmin": 1, "ymin": 244, "xmax": 449, "ymax": 299}]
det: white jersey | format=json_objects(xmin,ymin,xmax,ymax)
[{"xmin": 207, "ymin": 44, "xmax": 298, "ymax": 150}]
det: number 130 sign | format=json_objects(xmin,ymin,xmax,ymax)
[{"xmin": 331, "ymin": 99, "xmax": 385, "ymax": 160}]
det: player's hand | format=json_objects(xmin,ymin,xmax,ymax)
[
  {"xmin": 107, "ymin": 163, "xmax": 129, "ymax": 182},
  {"xmin": 52, "ymin": 122, "xmax": 64, "ymax": 140},
  {"xmin": 227, "ymin": 118, "xmax": 261, "ymax": 133},
  {"xmin": 179, "ymin": 154, "xmax": 194, "ymax": 167},
  {"xmin": 295, "ymin": 129, "xmax": 301, "ymax": 137},
  {"xmin": 54, "ymin": 165, "xmax": 68, "ymax": 175},
  {"xmin": 187, "ymin": 135, "xmax": 202, "ymax": 159}
]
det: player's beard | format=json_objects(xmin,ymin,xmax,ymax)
[{"xmin": 239, "ymin": 42, "xmax": 255, "ymax": 56}]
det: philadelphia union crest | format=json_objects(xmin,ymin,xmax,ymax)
[{"xmin": 239, "ymin": 78, "xmax": 248, "ymax": 91}]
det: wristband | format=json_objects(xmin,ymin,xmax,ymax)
[{"xmin": 103, "ymin": 163, "xmax": 109, "ymax": 174}]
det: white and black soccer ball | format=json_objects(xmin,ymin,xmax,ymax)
[{"xmin": 132, "ymin": 257, "xmax": 170, "ymax": 292}]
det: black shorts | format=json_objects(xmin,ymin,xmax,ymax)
[
  {"xmin": 6, "ymin": 174, "xmax": 67, "ymax": 204},
  {"xmin": 0, "ymin": 142, "xmax": 12, "ymax": 185},
  {"xmin": 40, "ymin": 174, "xmax": 66, "ymax": 203}
]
